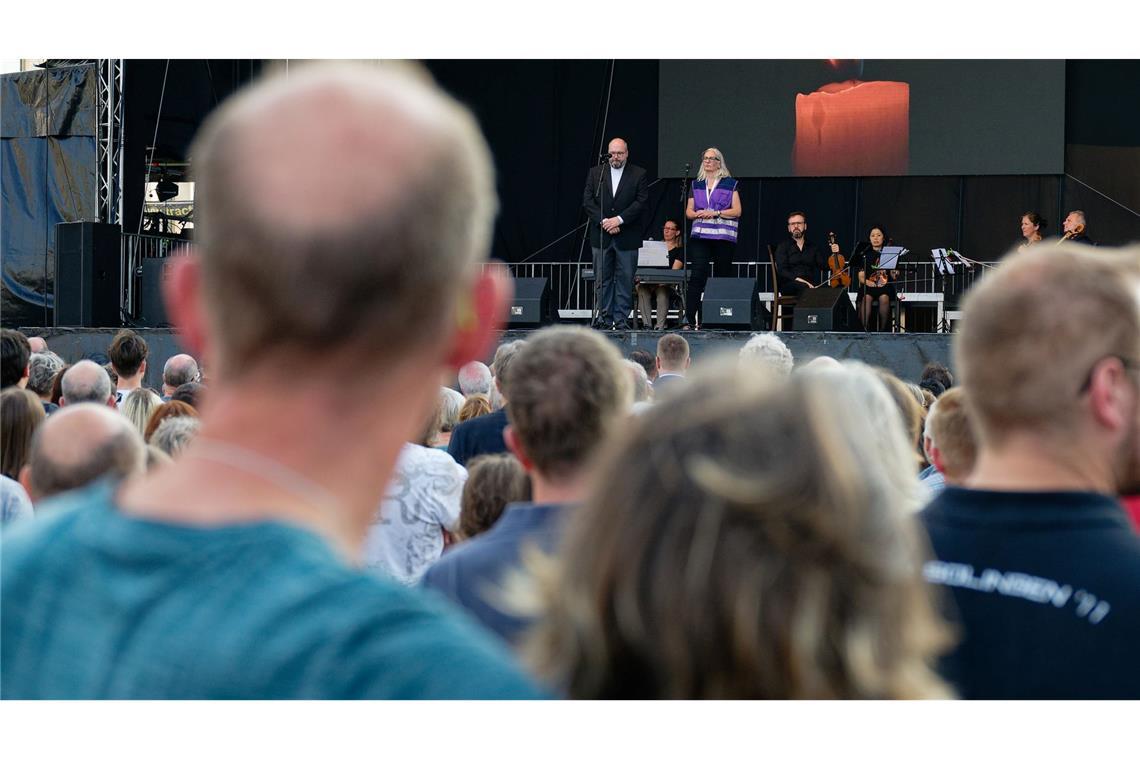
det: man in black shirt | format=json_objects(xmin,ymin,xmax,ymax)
[
  {"xmin": 920, "ymin": 244, "xmax": 1140, "ymax": 698},
  {"xmin": 1061, "ymin": 209, "xmax": 1096, "ymax": 245},
  {"xmin": 772, "ymin": 211, "xmax": 825, "ymax": 298}
]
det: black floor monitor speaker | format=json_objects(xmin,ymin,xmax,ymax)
[
  {"xmin": 792, "ymin": 286, "xmax": 858, "ymax": 331},
  {"xmin": 138, "ymin": 258, "xmax": 171, "ymax": 327},
  {"xmin": 507, "ymin": 277, "xmax": 553, "ymax": 327},
  {"xmin": 54, "ymin": 222, "xmax": 121, "ymax": 327},
  {"xmin": 701, "ymin": 278, "xmax": 762, "ymax": 330}
]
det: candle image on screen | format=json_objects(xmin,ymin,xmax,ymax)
[{"xmin": 792, "ymin": 70, "xmax": 910, "ymax": 176}]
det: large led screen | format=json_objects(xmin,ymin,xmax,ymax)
[{"xmin": 658, "ymin": 60, "xmax": 1065, "ymax": 177}]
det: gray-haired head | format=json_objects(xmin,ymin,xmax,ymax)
[
  {"xmin": 439, "ymin": 386, "xmax": 466, "ymax": 433},
  {"xmin": 27, "ymin": 351, "xmax": 65, "ymax": 397},
  {"xmin": 150, "ymin": 416, "xmax": 202, "ymax": 459},
  {"xmin": 162, "ymin": 354, "xmax": 200, "ymax": 390},
  {"xmin": 24, "ymin": 403, "xmax": 146, "ymax": 502},
  {"xmin": 623, "ymin": 359, "xmax": 651, "ymax": 403},
  {"xmin": 491, "ymin": 340, "xmax": 527, "ymax": 402},
  {"xmin": 738, "ymin": 333, "xmax": 794, "ymax": 376},
  {"xmin": 458, "ymin": 361, "xmax": 492, "ymax": 396},
  {"xmin": 60, "ymin": 360, "xmax": 114, "ymax": 406}
]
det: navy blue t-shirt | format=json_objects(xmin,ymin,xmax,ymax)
[{"xmin": 920, "ymin": 487, "xmax": 1140, "ymax": 698}]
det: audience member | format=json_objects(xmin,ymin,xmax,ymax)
[
  {"xmin": 624, "ymin": 359, "xmax": 651, "ymax": 404},
  {"xmin": 738, "ymin": 332, "xmax": 794, "ymax": 376},
  {"xmin": 874, "ymin": 369, "xmax": 926, "ymax": 469},
  {"xmin": 49, "ymin": 364, "xmax": 69, "ymax": 406},
  {"xmin": 0, "ymin": 64, "xmax": 539, "ymax": 698},
  {"xmin": 448, "ymin": 339, "xmax": 525, "ymax": 466},
  {"xmin": 27, "ymin": 336, "xmax": 47, "ymax": 353},
  {"xmin": 628, "ymin": 349, "xmax": 657, "ymax": 383},
  {"xmin": 1, "ymin": 475, "xmax": 34, "ymax": 527},
  {"xmin": 18, "ymin": 404, "xmax": 146, "ymax": 503},
  {"xmin": 143, "ymin": 400, "xmax": 199, "ymax": 442},
  {"xmin": 457, "ymin": 454, "xmax": 532, "ymax": 541},
  {"xmin": 921, "ymin": 244, "xmax": 1140, "ymax": 698},
  {"xmin": 170, "ymin": 381, "xmax": 205, "ymax": 409},
  {"xmin": 145, "ymin": 444, "xmax": 173, "ymax": 472},
  {"xmin": 920, "ymin": 388, "xmax": 977, "ymax": 494},
  {"xmin": 921, "ymin": 362, "xmax": 953, "ymax": 392},
  {"xmin": 121, "ymin": 388, "xmax": 165, "ymax": 439},
  {"xmin": 60, "ymin": 360, "xmax": 116, "ymax": 407},
  {"xmin": 150, "ymin": 416, "xmax": 201, "ymax": 459},
  {"xmin": 654, "ymin": 333, "xmax": 690, "ymax": 392},
  {"xmin": 435, "ymin": 387, "xmax": 466, "ymax": 449},
  {"xmin": 362, "ymin": 401, "xmax": 468, "ymax": 585},
  {"xmin": 526, "ymin": 359, "xmax": 951, "ymax": 698},
  {"xmin": 1, "ymin": 329, "xmax": 31, "ymax": 389},
  {"xmin": 424, "ymin": 326, "xmax": 629, "ymax": 643},
  {"xmin": 2, "ymin": 388, "xmax": 46, "ymax": 481},
  {"xmin": 488, "ymin": 340, "xmax": 525, "ymax": 411},
  {"xmin": 27, "ymin": 351, "xmax": 64, "ymax": 415},
  {"xmin": 107, "ymin": 329, "xmax": 149, "ymax": 406},
  {"xmin": 459, "ymin": 393, "xmax": 492, "ymax": 423},
  {"xmin": 458, "ymin": 360, "xmax": 493, "ymax": 397},
  {"xmin": 161, "ymin": 354, "xmax": 200, "ymax": 399}
]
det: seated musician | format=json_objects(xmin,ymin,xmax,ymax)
[
  {"xmin": 635, "ymin": 219, "xmax": 684, "ymax": 330},
  {"xmin": 847, "ymin": 225, "xmax": 899, "ymax": 332}
]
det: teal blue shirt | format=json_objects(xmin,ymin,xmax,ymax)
[{"xmin": 1, "ymin": 482, "xmax": 543, "ymax": 699}]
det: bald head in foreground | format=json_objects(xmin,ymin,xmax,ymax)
[
  {"xmin": 20, "ymin": 404, "xmax": 146, "ymax": 503},
  {"xmin": 0, "ymin": 63, "xmax": 538, "ymax": 699}
]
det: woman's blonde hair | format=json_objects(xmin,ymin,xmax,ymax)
[
  {"xmin": 696, "ymin": 146, "xmax": 731, "ymax": 183},
  {"xmin": 525, "ymin": 359, "xmax": 951, "ymax": 699},
  {"xmin": 120, "ymin": 388, "xmax": 164, "ymax": 439}
]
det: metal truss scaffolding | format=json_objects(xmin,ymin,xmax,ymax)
[{"xmin": 96, "ymin": 59, "xmax": 125, "ymax": 225}]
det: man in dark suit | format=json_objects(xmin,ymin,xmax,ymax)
[{"xmin": 583, "ymin": 137, "xmax": 649, "ymax": 330}]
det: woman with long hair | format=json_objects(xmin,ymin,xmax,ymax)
[
  {"xmin": 2, "ymin": 388, "xmax": 46, "ymax": 481},
  {"xmin": 526, "ymin": 360, "xmax": 951, "ymax": 698}
]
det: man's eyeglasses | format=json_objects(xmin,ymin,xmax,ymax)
[{"xmin": 1078, "ymin": 354, "xmax": 1140, "ymax": 395}]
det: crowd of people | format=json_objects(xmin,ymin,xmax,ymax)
[{"xmin": 2, "ymin": 63, "xmax": 1138, "ymax": 701}]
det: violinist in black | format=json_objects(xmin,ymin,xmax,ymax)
[{"xmin": 846, "ymin": 225, "xmax": 899, "ymax": 332}]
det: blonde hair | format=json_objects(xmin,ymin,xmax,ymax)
[
  {"xmin": 955, "ymin": 244, "xmax": 1140, "ymax": 447},
  {"xmin": 525, "ymin": 359, "xmax": 952, "ymax": 699},
  {"xmin": 696, "ymin": 146, "xmax": 731, "ymax": 183},
  {"xmin": 120, "ymin": 387, "xmax": 164, "ymax": 439},
  {"xmin": 924, "ymin": 388, "xmax": 977, "ymax": 481}
]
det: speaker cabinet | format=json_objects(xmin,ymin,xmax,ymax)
[
  {"xmin": 701, "ymin": 278, "xmax": 762, "ymax": 330},
  {"xmin": 507, "ymin": 277, "xmax": 553, "ymax": 327},
  {"xmin": 53, "ymin": 222, "xmax": 121, "ymax": 327},
  {"xmin": 792, "ymin": 286, "xmax": 858, "ymax": 331},
  {"xmin": 138, "ymin": 258, "xmax": 171, "ymax": 327}
]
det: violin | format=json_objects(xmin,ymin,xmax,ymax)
[
  {"xmin": 867, "ymin": 242, "xmax": 889, "ymax": 288},
  {"xmin": 826, "ymin": 231, "xmax": 850, "ymax": 288}
]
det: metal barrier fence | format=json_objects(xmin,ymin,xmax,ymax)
[{"xmin": 121, "ymin": 234, "xmax": 988, "ymax": 325}]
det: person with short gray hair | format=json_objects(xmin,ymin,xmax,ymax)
[
  {"xmin": 19, "ymin": 404, "xmax": 146, "ymax": 503},
  {"xmin": 150, "ymin": 416, "xmax": 201, "ymax": 459},
  {"xmin": 738, "ymin": 333, "xmax": 794, "ymax": 376},
  {"xmin": 449, "ymin": 339, "xmax": 527, "ymax": 465},
  {"xmin": 457, "ymin": 361, "xmax": 492, "ymax": 397},
  {"xmin": 60, "ymin": 360, "xmax": 115, "ymax": 407},
  {"xmin": 162, "ymin": 354, "xmax": 200, "ymax": 399},
  {"xmin": 27, "ymin": 351, "xmax": 65, "ymax": 414},
  {"xmin": 624, "ymin": 359, "xmax": 651, "ymax": 404}
]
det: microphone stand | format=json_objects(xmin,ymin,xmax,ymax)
[
  {"xmin": 679, "ymin": 162, "xmax": 691, "ymax": 326},
  {"xmin": 591, "ymin": 154, "xmax": 610, "ymax": 328}
]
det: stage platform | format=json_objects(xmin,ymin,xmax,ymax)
[{"xmin": 21, "ymin": 327, "xmax": 953, "ymax": 388}]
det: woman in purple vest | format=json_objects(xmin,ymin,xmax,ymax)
[{"xmin": 683, "ymin": 147, "xmax": 742, "ymax": 329}]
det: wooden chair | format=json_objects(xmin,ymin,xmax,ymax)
[{"xmin": 768, "ymin": 245, "xmax": 797, "ymax": 331}]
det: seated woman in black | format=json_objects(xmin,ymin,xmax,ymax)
[{"xmin": 849, "ymin": 225, "xmax": 899, "ymax": 332}]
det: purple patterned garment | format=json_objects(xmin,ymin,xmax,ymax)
[{"xmin": 691, "ymin": 177, "xmax": 739, "ymax": 242}]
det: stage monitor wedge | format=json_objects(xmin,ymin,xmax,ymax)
[
  {"xmin": 793, "ymin": 286, "xmax": 859, "ymax": 331},
  {"xmin": 507, "ymin": 277, "xmax": 553, "ymax": 328},
  {"xmin": 702, "ymin": 277, "xmax": 763, "ymax": 330}
]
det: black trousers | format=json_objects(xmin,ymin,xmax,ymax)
[{"xmin": 684, "ymin": 238, "xmax": 736, "ymax": 327}]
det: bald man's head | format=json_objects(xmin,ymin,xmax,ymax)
[
  {"xmin": 162, "ymin": 354, "xmax": 200, "ymax": 392},
  {"xmin": 190, "ymin": 63, "xmax": 498, "ymax": 379},
  {"xmin": 60, "ymin": 360, "xmax": 114, "ymax": 406},
  {"xmin": 21, "ymin": 404, "xmax": 146, "ymax": 502},
  {"xmin": 28, "ymin": 337, "xmax": 48, "ymax": 353}
]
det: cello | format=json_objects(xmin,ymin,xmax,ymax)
[{"xmin": 826, "ymin": 231, "xmax": 851, "ymax": 288}]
